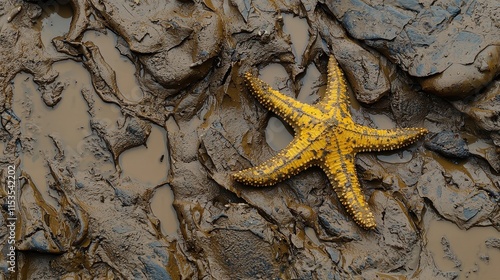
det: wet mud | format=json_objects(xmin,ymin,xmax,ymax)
[{"xmin": 0, "ymin": 0, "xmax": 499, "ymax": 279}]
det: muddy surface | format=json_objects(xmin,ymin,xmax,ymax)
[{"xmin": 0, "ymin": 0, "xmax": 499, "ymax": 279}]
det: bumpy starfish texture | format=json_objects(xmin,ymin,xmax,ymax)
[{"xmin": 233, "ymin": 55, "xmax": 428, "ymax": 229}]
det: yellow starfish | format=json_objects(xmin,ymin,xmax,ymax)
[{"xmin": 233, "ymin": 55, "xmax": 428, "ymax": 229}]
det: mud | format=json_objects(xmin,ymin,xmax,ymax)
[
  {"xmin": 425, "ymin": 131, "xmax": 470, "ymax": 159},
  {"xmin": 1, "ymin": 0, "xmax": 499, "ymax": 279},
  {"xmin": 426, "ymin": 213, "xmax": 500, "ymax": 279},
  {"xmin": 324, "ymin": 0, "xmax": 500, "ymax": 99}
]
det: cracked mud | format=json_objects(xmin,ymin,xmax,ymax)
[{"xmin": 0, "ymin": 0, "xmax": 499, "ymax": 279}]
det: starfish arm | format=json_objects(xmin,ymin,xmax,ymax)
[
  {"xmin": 352, "ymin": 126, "xmax": 428, "ymax": 153},
  {"xmin": 321, "ymin": 152, "xmax": 376, "ymax": 229},
  {"xmin": 233, "ymin": 135, "xmax": 317, "ymax": 186},
  {"xmin": 317, "ymin": 55, "xmax": 351, "ymax": 119},
  {"xmin": 244, "ymin": 72, "xmax": 322, "ymax": 127}
]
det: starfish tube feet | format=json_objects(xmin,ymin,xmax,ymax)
[
  {"xmin": 354, "ymin": 126, "xmax": 429, "ymax": 153},
  {"xmin": 335, "ymin": 181, "xmax": 376, "ymax": 230},
  {"xmin": 233, "ymin": 137, "xmax": 317, "ymax": 186},
  {"xmin": 323, "ymin": 154, "xmax": 376, "ymax": 229},
  {"xmin": 327, "ymin": 173, "xmax": 377, "ymax": 230},
  {"xmin": 244, "ymin": 72, "xmax": 320, "ymax": 128},
  {"xmin": 318, "ymin": 55, "xmax": 350, "ymax": 116}
]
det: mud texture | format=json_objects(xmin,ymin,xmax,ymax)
[
  {"xmin": 0, "ymin": 0, "xmax": 499, "ymax": 279},
  {"xmin": 324, "ymin": 0, "xmax": 500, "ymax": 99},
  {"xmin": 424, "ymin": 131, "xmax": 470, "ymax": 159}
]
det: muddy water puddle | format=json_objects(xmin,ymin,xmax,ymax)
[
  {"xmin": 305, "ymin": 227, "xmax": 320, "ymax": 245},
  {"xmin": 150, "ymin": 184, "xmax": 178, "ymax": 236},
  {"xmin": 260, "ymin": 63, "xmax": 293, "ymax": 151},
  {"xmin": 282, "ymin": 13, "xmax": 309, "ymax": 65},
  {"xmin": 377, "ymin": 149, "xmax": 414, "ymax": 163},
  {"xmin": 15, "ymin": 6, "xmax": 178, "ymax": 237},
  {"xmin": 36, "ymin": 0, "xmax": 73, "ymax": 57},
  {"xmin": 119, "ymin": 124, "xmax": 169, "ymax": 185},
  {"xmin": 425, "ymin": 212, "xmax": 500, "ymax": 280},
  {"xmin": 265, "ymin": 116, "xmax": 293, "ymax": 151},
  {"xmin": 82, "ymin": 30, "xmax": 144, "ymax": 103},
  {"xmin": 297, "ymin": 63, "xmax": 325, "ymax": 104},
  {"xmin": 12, "ymin": 63, "xmax": 92, "ymax": 206}
]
